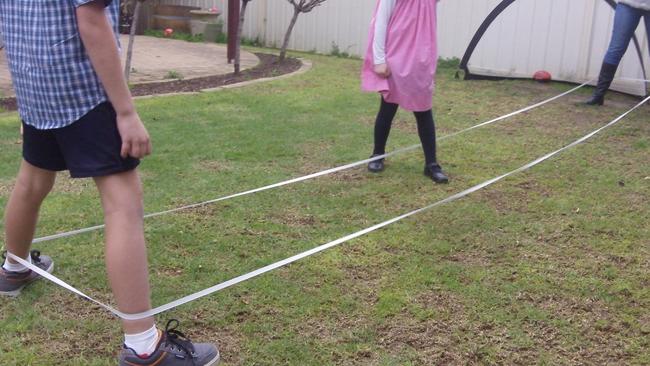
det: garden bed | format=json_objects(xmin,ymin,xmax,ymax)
[{"xmin": 0, "ymin": 53, "xmax": 301, "ymax": 112}]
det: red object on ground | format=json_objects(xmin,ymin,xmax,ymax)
[
  {"xmin": 533, "ymin": 70, "xmax": 552, "ymax": 82},
  {"xmin": 163, "ymin": 28, "xmax": 174, "ymax": 37}
]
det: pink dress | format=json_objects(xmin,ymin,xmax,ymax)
[{"xmin": 361, "ymin": 0, "xmax": 438, "ymax": 112}]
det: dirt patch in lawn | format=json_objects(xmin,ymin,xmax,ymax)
[
  {"xmin": 376, "ymin": 289, "xmax": 642, "ymax": 365},
  {"xmin": 194, "ymin": 159, "xmax": 234, "ymax": 173},
  {"xmin": 479, "ymin": 178, "xmax": 552, "ymax": 214},
  {"xmin": 296, "ymin": 139, "xmax": 370, "ymax": 185},
  {"xmin": 52, "ymin": 173, "xmax": 95, "ymax": 195},
  {"xmin": 269, "ymin": 208, "xmax": 320, "ymax": 229},
  {"xmin": 374, "ymin": 291, "xmax": 510, "ymax": 366},
  {"xmin": 0, "ymin": 177, "xmax": 12, "ymax": 196},
  {"xmin": 182, "ymin": 318, "xmax": 247, "ymax": 366},
  {"xmin": 520, "ymin": 293, "xmax": 641, "ymax": 363},
  {"xmin": 12, "ymin": 292, "xmax": 118, "ymax": 362}
]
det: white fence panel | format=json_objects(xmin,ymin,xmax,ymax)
[
  {"xmin": 464, "ymin": 0, "xmax": 648, "ymax": 95},
  {"xmin": 260, "ymin": 0, "xmax": 375, "ymax": 55},
  {"xmin": 156, "ymin": 0, "xmax": 649, "ymax": 95}
]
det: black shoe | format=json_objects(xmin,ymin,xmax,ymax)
[
  {"xmin": 424, "ymin": 163, "xmax": 449, "ymax": 184},
  {"xmin": 367, "ymin": 154, "xmax": 385, "ymax": 173},
  {"xmin": 584, "ymin": 62, "xmax": 618, "ymax": 106},
  {"xmin": 584, "ymin": 95, "xmax": 604, "ymax": 106}
]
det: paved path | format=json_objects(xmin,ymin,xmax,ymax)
[{"xmin": 0, "ymin": 35, "xmax": 259, "ymax": 97}]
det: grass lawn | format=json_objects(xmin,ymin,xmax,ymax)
[{"xmin": 0, "ymin": 51, "xmax": 648, "ymax": 365}]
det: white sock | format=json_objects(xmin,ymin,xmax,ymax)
[
  {"xmin": 3, "ymin": 255, "xmax": 31, "ymax": 273},
  {"xmin": 124, "ymin": 325, "xmax": 160, "ymax": 357}
]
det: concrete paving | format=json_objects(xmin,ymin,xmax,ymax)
[{"xmin": 0, "ymin": 35, "xmax": 259, "ymax": 97}]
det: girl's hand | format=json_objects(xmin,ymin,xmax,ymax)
[{"xmin": 374, "ymin": 63, "xmax": 391, "ymax": 78}]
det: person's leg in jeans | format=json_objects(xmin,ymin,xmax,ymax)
[
  {"xmin": 604, "ymin": 4, "xmax": 644, "ymax": 65},
  {"xmin": 368, "ymin": 96, "xmax": 399, "ymax": 172},
  {"xmin": 587, "ymin": 3, "xmax": 642, "ymax": 105}
]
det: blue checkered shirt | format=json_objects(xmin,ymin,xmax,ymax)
[{"xmin": 0, "ymin": 0, "xmax": 119, "ymax": 130}]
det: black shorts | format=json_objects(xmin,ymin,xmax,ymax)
[{"xmin": 22, "ymin": 102, "xmax": 140, "ymax": 178}]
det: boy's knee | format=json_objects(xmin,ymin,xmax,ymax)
[
  {"xmin": 102, "ymin": 189, "xmax": 143, "ymax": 217},
  {"xmin": 13, "ymin": 174, "xmax": 55, "ymax": 203},
  {"xmin": 102, "ymin": 198, "xmax": 144, "ymax": 221},
  {"xmin": 97, "ymin": 175, "xmax": 144, "ymax": 217}
]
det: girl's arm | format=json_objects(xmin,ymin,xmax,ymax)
[{"xmin": 373, "ymin": 0, "xmax": 396, "ymax": 69}]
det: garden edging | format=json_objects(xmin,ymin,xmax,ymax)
[{"xmin": 133, "ymin": 58, "xmax": 312, "ymax": 100}]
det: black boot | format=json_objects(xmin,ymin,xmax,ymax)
[
  {"xmin": 367, "ymin": 154, "xmax": 385, "ymax": 173},
  {"xmin": 585, "ymin": 62, "xmax": 618, "ymax": 106},
  {"xmin": 424, "ymin": 163, "xmax": 449, "ymax": 184}
]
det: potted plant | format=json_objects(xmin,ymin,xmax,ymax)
[{"xmin": 189, "ymin": 7, "xmax": 222, "ymax": 42}]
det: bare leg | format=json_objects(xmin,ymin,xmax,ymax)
[
  {"xmin": 94, "ymin": 169, "xmax": 154, "ymax": 334},
  {"xmin": 4, "ymin": 161, "xmax": 56, "ymax": 262}
]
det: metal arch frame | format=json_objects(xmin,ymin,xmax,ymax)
[{"xmin": 457, "ymin": 0, "xmax": 648, "ymax": 84}]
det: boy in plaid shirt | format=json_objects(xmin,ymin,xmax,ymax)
[{"xmin": 0, "ymin": 1, "xmax": 219, "ymax": 364}]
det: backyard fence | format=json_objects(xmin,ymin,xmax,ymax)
[{"xmin": 149, "ymin": 0, "xmax": 649, "ymax": 95}]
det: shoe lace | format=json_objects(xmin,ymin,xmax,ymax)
[
  {"xmin": 29, "ymin": 250, "xmax": 42, "ymax": 264},
  {"xmin": 164, "ymin": 319, "xmax": 198, "ymax": 362}
]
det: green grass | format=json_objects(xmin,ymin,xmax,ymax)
[{"xmin": 0, "ymin": 50, "xmax": 648, "ymax": 365}]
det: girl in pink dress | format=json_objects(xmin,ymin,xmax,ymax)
[{"xmin": 361, "ymin": 0, "xmax": 448, "ymax": 183}]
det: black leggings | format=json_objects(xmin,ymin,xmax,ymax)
[{"xmin": 372, "ymin": 97, "xmax": 438, "ymax": 165}]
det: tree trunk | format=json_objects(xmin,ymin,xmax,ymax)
[
  {"xmin": 235, "ymin": 0, "xmax": 249, "ymax": 75},
  {"xmin": 279, "ymin": 8, "xmax": 300, "ymax": 62},
  {"xmin": 124, "ymin": 0, "xmax": 142, "ymax": 82}
]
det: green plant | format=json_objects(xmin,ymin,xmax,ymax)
[
  {"xmin": 241, "ymin": 37, "xmax": 263, "ymax": 47},
  {"xmin": 329, "ymin": 42, "xmax": 353, "ymax": 59},
  {"xmin": 164, "ymin": 70, "xmax": 183, "ymax": 80},
  {"xmin": 438, "ymin": 57, "xmax": 461, "ymax": 68}
]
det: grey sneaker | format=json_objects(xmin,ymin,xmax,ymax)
[
  {"xmin": 0, "ymin": 250, "xmax": 54, "ymax": 297},
  {"xmin": 119, "ymin": 320, "xmax": 220, "ymax": 366}
]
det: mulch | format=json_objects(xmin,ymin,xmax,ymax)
[{"xmin": 0, "ymin": 53, "xmax": 301, "ymax": 112}]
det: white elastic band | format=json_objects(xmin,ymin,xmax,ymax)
[
  {"xmin": 10, "ymin": 91, "xmax": 646, "ymax": 321},
  {"xmin": 7, "ymin": 254, "xmax": 130, "ymax": 318},
  {"xmin": 31, "ymin": 81, "xmax": 591, "ymax": 244}
]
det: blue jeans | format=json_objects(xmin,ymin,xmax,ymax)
[{"xmin": 603, "ymin": 3, "xmax": 650, "ymax": 65}]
